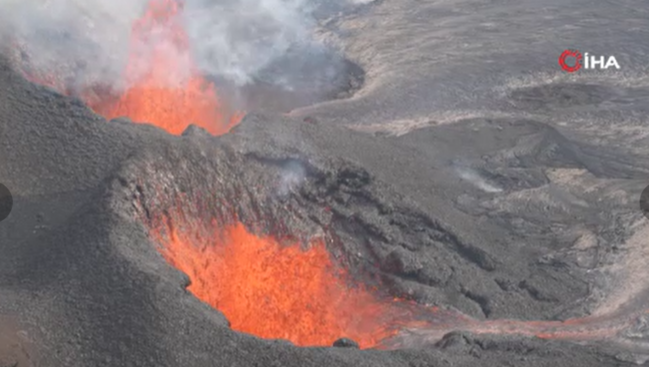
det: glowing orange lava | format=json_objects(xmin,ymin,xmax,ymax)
[
  {"xmin": 150, "ymin": 213, "xmax": 418, "ymax": 349},
  {"xmin": 89, "ymin": 0, "xmax": 242, "ymax": 135},
  {"xmin": 18, "ymin": 0, "xmax": 242, "ymax": 135}
]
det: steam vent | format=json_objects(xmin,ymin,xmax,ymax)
[{"xmin": 1, "ymin": 0, "xmax": 649, "ymax": 366}]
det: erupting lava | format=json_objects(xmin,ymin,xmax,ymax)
[
  {"xmin": 89, "ymin": 0, "xmax": 243, "ymax": 135},
  {"xmin": 20, "ymin": 0, "xmax": 242, "ymax": 135},
  {"xmin": 150, "ymin": 212, "xmax": 422, "ymax": 349}
]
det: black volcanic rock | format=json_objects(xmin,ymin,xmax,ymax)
[
  {"xmin": 333, "ymin": 338, "xmax": 360, "ymax": 349},
  {"xmin": 181, "ymin": 124, "xmax": 212, "ymax": 138}
]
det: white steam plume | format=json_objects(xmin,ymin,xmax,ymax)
[
  {"xmin": 184, "ymin": 0, "xmax": 314, "ymax": 86},
  {"xmin": 0, "ymin": 0, "xmax": 145, "ymax": 91},
  {"xmin": 0, "ymin": 0, "xmax": 354, "ymax": 93},
  {"xmin": 276, "ymin": 161, "xmax": 306, "ymax": 197},
  {"xmin": 455, "ymin": 167, "xmax": 503, "ymax": 193}
]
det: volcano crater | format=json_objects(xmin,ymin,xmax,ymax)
[{"xmin": 106, "ymin": 125, "xmax": 454, "ymax": 349}]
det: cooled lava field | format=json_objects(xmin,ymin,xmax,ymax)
[{"xmin": 1, "ymin": 0, "xmax": 649, "ymax": 366}]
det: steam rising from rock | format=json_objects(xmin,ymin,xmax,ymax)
[
  {"xmin": 276, "ymin": 161, "xmax": 306, "ymax": 197},
  {"xmin": 455, "ymin": 167, "xmax": 503, "ymax": 193}
]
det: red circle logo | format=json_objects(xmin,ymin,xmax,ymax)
[{"xmin": 559, "ymin": 49, "xmax": 582, "ymax": 73}]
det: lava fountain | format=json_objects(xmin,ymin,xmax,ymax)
[
  {"xmin": 18, "ymin": 0, "xmax": 243, "ymax": 135},
  {"xmin": 88, "ymin": 0, "xmax": 243, "ymax": 135}
]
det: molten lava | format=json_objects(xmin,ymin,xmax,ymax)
[
  {"xmin": 19, "ymin": 0, "xmax": 242, "ymax": 135},
  {"xmin": 89, "ymin": 0, "xmax": 242, "ymax": 135},
  {"xmin": 151, "ymin": 214, "xmax": 418, "ymax": 349}
]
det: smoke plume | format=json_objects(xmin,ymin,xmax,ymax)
[
  {"xmin": 276, "ymin": 160, "xmax": 306, "ymax": 198},
  {"xmin": 184, "ymin": 0, "xmax": 314, "ymax": 85},
  {"xmin": 0, "ymin": 0, "xmax": 359, "ymax": 100},
  {"xmin": 455, "ymin": 166, "xmax": 503, "ymax": 193}
]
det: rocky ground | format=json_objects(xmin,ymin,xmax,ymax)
[{"xmin": 1, "ymin": 0, "xmax": 649, "ymax": 366}]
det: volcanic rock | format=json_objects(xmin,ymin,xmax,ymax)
[
  {"xmin": 333, "ymin": 338, "xmax": 360, "ymax": 349},
  {"xmin": 2, "ymin": 0, "xmax": 649, "ymax": 365},
  {"xmin": 181, "ymin": 124, "xmax": 212, "ymax": 138}
]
